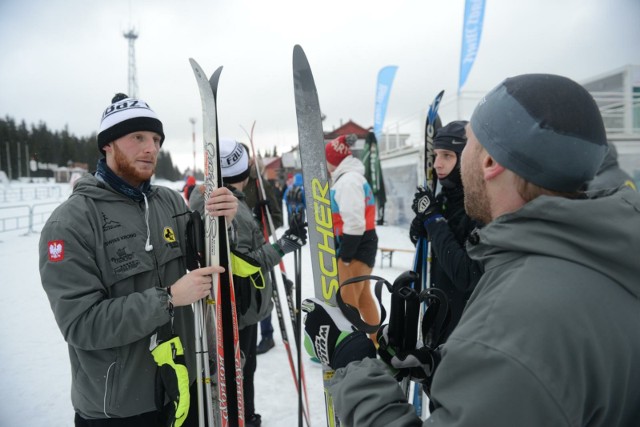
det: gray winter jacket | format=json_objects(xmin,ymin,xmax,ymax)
[
  {"xmin": 190, "ymin": 185, "xmax": 281, "ymax": 329},
  {"xmin": 228, "ymin": 187, "xmax": 281, "ymax": 329},
  {"xmin": 329, "ymin": 188, "xmax": 640, "ymax": 426},
  {"xmin": 39, "ymin": 174, "xmax": 194, "ymax": 419}
]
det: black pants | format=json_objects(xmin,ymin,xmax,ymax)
[
  {"xmin": 239, "ymin": 323, "xmax": 258, "ymax": 418},
  {"xmin": 74, "ymin": 382, "xmax": 202, "ymax": 427}
]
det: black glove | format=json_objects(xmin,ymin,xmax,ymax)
[
  {"xmin": 150, "ymin": 334, "xmax": 190, "ymax": 427},
  {"xmin": 409, "ymin": 216, "xmax": 428, "ymax": 246},
  {"xmin": 377, "ymin": 324, "xmax": 440, "ymax": 386},
  {"xmin": 275, "ymin": 223, "xmax": 308, "ymax": 255},
  {"xmin": 302, "ymin": 298, "xmax": 376, "ymax": 370},
  {"xmin": 411, "ymin": 186, "xmax": 442, "ymax": 224}
]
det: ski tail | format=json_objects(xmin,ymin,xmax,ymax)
[
  {"xmin": 190, "ymin": 58, "xmax": 245, "ymax": 427},
  {"xmin": 293, "ymin": 44, "xmax": 341, "ymax": 427},
  {"xmin": 242, "ymin": 122, "xmax": 312, "ymax": 427}
]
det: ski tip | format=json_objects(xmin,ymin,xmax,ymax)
[
  {"xmin": 209, "ymin": 66, "xmax": 223, "ymax": 83},
  {"xmin": 293, "ymin": 45, "xmax": 308, "ymax": 63},
  {"xmin": 293, "ymin": 45, "xmax": 310, "ymax": 71},
  {"xmin": 209, "ymin": 66, "xmax": 224, "ymax": 93},
  {"xmin": 433, "ymin": 89, "xmax": 445, "ymax": 104},
  {"xmin": 189, "ymin": 58, "xmax": 206, "ymax": 81}
]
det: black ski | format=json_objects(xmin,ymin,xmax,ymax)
[{"xmin": 412, "ymin": 89, "xmax": 444, "ymax": 417}]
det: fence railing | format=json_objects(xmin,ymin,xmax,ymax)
[
  {"xmin": 0, "ymin": 202, "xmax": 60, "ymax": 234},
  {"xmin": 0, "ymin": 186, "xmax": 63, "ymax": 203}
]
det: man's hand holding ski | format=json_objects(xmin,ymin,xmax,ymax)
[
  {"xmin": 204, "ymin": 186, "xmax": 238, "ymax": 226},
  {"xmin": 377, "ymin": 325, "xmax": 439, "ymax": 388}
]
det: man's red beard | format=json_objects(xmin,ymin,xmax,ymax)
[{"xmin": 112, "ymin": 143, "xmax": 156, "ymax": 186}]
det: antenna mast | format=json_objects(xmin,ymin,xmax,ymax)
[{"xmin": 123, "ymin": 28, "xmax": 139, "ymax": 97}]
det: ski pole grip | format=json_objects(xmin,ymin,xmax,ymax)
[{"xmin": 388, "ymin": 270, "xmax": 420, "ymax": 349}]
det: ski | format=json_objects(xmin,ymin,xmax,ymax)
[
  {"xmin": 292, "ymin": 44, "xmax": 341, "ymax": 427},
  {"xmin": 242, "ymin": 122, "xmax": 312, "ymax": 427},
  {"xmin": 190, "ymin": 58, "xmax": 245, "ymax": 427},
  {"xmin": 412, "ymin": 89, "xmax": 444, "ymax": 418}
]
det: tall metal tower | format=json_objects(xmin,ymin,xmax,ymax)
[{"xmin": 123, "ymin": 28, "xmax": 139, "ymax": 98}]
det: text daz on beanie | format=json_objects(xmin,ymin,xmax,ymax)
[
  {"xmin": 97, "ymin": 93, "xmax": 165, "ymax": 155},
  {"xmin": 220, "ymin": 138, "xmax": 250, "ymax": 184},
  {"xmin": 470, "ymin": 74, "xmax": 607, "ymax": 192}
]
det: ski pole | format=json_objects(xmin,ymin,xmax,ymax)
[{"xmin": 242, "ymin": 122, "xmax": 312, "ymax": 426}]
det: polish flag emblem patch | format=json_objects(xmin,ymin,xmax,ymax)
[{"xmin": 48, "ymin": 240, "xmax": 65, "ymax": 262}]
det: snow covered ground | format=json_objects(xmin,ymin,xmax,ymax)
[{"xmin": 0, "ymin": 180, "xmax": 417, "ymax": 426}]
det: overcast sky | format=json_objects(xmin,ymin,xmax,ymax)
[{"xmin": 1, "ymin": 0, "xmax": 638, "ymax": 172}]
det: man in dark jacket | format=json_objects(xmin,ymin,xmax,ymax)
[
  {"xmin": 40, "ymin": 93, "xmax": 238, "ymax": 427},
  {"xmin": 409, "ymin": 120, "xmax": 483, "ymax": 345},
  {"xmin": 302, "ymin": 74, "xmax": 640, "ymax": 426}
]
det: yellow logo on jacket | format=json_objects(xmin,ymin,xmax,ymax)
[{"xmin": 163, "ymin": 227, "xmax": 176, "ymax": 243}]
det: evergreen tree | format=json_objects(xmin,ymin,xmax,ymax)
[{"xmin": 0, "ymin": 116, "xmax": 185, "ymax": 180}]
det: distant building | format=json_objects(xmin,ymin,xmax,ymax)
[{"xmin": 324, "ymin": 120, "xmax": 369, "ymax": 158}]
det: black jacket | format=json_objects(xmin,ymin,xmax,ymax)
[{"xmin": 426, "ymin": 186, "xmax": 483, "ymax": 343}]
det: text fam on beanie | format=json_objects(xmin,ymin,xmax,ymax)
[{"xmin": 219, "ymin": 138, "xmax": 250, "ymax": 184}]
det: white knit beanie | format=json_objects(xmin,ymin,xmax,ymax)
[
  {"xmin": 220, "ymin": 138, "xmax": 249, "ymax": 184},
  {"xmin": 97, "ymin": 93, "xmax": 165, "ymax": 155}
]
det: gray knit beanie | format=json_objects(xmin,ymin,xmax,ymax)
[{"xmin": 470, "ymin": 74, "xmax": 607, "ymax": 192}]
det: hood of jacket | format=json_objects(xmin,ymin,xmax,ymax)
[
  {"xmin": 468, "ymin": 188, "xmax": 640, "ymax": 299},
  {"xmin": 331, "ymin": 155, "xmax": 365, "ymax": 182}
]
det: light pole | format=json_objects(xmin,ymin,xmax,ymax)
[{"xmin": 190, "ymin": 117, "xmax": 197, "ymax": 177}]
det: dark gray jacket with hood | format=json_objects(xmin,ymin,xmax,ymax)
[
  {"xmin": 39, "ymin": 174, "xmax": 194, "ymax": 419},
  {"xmin": 327, "ymin": 188, "xmax": 640, "ymax": 426}
]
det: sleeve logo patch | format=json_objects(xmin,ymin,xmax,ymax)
[{"xmin": 48, "ymin": 240, "xmax": 65, "ymax": 262}]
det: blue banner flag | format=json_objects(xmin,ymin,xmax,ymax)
[
  {"xmin": 459, "ymin": 0, "xmax": 486, "ymax": 91},
  {"xmin": 373, "ymin": 65, "xmax": 398, "ymax": 138}
]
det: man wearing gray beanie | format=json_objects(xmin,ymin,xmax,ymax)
[{"xmin": 302, "ymin": 74, "xmax": 640, "ymax": 426}]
